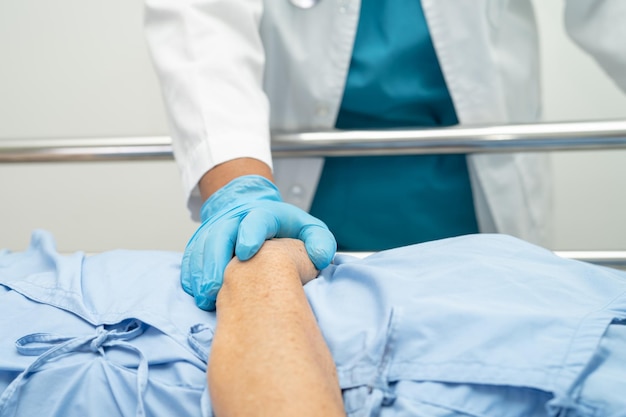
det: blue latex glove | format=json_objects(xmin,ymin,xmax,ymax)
[{"xmin": 181, "ymin": 175, "xmax": 337, "ymax": 310}]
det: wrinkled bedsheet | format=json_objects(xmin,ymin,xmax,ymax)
[{"xmin": 1, "ymin": 231, "xmax": 625, "ymax": 417}]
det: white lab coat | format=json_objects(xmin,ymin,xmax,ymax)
[{"xmin": 144, "ymin": 0, "xmax": 626, "ymax": 247}]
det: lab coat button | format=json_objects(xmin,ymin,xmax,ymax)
[
  {"xmin": 315, "ymin": 104, "xmax": 329, "ymax": 117},
  {"xmin": 288, "ymin": 184, "xmax": 305, "ymax": 198}
]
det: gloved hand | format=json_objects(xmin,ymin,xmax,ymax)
[{"xmin": 181, "ymin": 175, "xmax": 337, "ymax": 310}]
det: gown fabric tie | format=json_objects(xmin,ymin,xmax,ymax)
[{"xmin": 0, "ymin": 319, "xmax": 149, "ymax": 417}]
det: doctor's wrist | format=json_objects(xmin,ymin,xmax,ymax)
[{"xmin": 198, "ymin": 158, "xmax": 273, "ymax": 202}]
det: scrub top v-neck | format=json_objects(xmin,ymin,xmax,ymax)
[{"xmin": 309, "ymin": 0, "xmax": 479, "ymax": 251}]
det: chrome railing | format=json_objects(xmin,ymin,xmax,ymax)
[
  {"xmin": 3, "ymin": 120, "xmax": 626, "ymax": 267},
  {"xmin": 2, "ymin": 120, "xmax": 626, "ymax": 162},
  {"xmin": 555, "ymin": 251, "xmax": 626, "ymax": 270},
  {"xmin": 342, "ymin": 251, "xmax": 626, "ymax": 270}
]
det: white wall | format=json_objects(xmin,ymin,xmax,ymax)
[
  {"xmin": 0, "ymin": 0, "xmax": 197, "ymax": 252},
  {"xmin": 532, "ymin": 1, "xmax": 626, "ymax": 250},
  {"xmin": 1, "ymin": 0, "xmax": 625, "ymax": 252}
]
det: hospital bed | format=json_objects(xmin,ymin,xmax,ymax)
[
  {"xmin": 4, "ymin": 122, "xmax": 626, "ymax": 417},
  {"xmin": 2, "ymin": 119, "xmax": 626, "ymax": 269}
]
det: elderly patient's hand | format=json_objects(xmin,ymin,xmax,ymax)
[
  {"xmin": 211, "ymin": 238, "xmax": 344, "ymax": 417},
  {"xmin": 225, "ymin": 238, "xmax": 321, "ymax": 286}
]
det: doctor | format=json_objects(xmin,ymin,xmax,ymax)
[{"xmin": 144, "ymin": 0, "xmax": 626, "ymax": 310}]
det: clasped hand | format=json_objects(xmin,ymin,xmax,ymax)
[{"xmin": 181, "ymin": 175, "xmax": 337, "ymax": 310}]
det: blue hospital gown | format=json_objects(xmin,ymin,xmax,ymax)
[{"xmin": 1, "ymin": 230, "xmax": 626, "ymax": 416}]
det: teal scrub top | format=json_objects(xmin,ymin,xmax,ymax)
[{"xmin": 310, "ymin": 0, "xmax": 479, "ymax": 251}]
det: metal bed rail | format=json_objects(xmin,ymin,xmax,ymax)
[
  {"xmin": 555, "ymin": 251, "xmax": 626, "ymax": 270},
  {"xmin": 1, "ymin": 120, "xmax": 626, "ymax": 162},
  {"xmin": 342, "ymin": 251, "xmax": 626, "ymax": 270},
  {"xmin": 2, "ymin": 119, "xmax": 626, "ymax": 268}
]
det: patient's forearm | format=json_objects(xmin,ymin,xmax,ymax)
[{"xmin": 208, "ymin": 240, "xmax": 344, "ymax": 417}]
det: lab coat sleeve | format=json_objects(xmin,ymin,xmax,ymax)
[
  {"xmin": 144, "ymin": 0, "xmax": 272, "ymax": 218},
  {"xmin": 564, "ymin": 1, "xmax": 626, "ymax": 92}
]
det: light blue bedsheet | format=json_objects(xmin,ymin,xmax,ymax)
[{"xmin": 1, "ymin": 231, "xmax": 625, "ymax": 417}]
